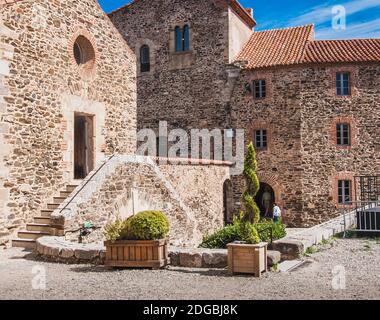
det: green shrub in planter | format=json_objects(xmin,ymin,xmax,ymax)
[
  {"xmin": 128, "ymin": 211, "xmax": 170, "ymax": 240},
  {"xmin": 104, "ymin": 219, "xmax": 131, "ymax": 242},
  {"xmin": 104, "ymin": 211, "xmax": 169, "ymax": 241}
]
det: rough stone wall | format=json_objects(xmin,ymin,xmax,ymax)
[
  {"xmin": 0, "ymin": 0, "xmax": 136, "ymax": 234},
  {"xmin": 299, "ymin": 63, "xmax": 380, "ymax": 225},
  {"xmin": 232, "ymin": 62, "xmax": 380, "ymax": 227},
  {"xmin": 52, "ymin": 156, "xmax": 230, "ymax": 247},
  {"xmin": 158, "ymin": 161, "xmax": 230, "ymax": 236},
  {"xmin": 230, "ymin": 67, "xmax": 304, "ymax": 226},
  {"xmin": 110, "ymin": 0, "xmax": 233, "ymax": 134},
  {"xmin": 0, "ymin": 17, "xmax": 17, "ymax": 238}
]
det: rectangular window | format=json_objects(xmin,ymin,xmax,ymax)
[
  {"xmin": 336, "ymin": 123, "xmax": 351, "ymax": 146},
  {"xmin": 338, "ymin": 180, "xmax": 351, "ymax": 204},
  {"xmin": 336, "ymin": 72, "xmax": 350, "ymax": 96},
  {"xmin": 254, "ymin": 130, "xmax": 267, "ymax": 149},
  {"xmin": 253, "ymin": 80, "xmax": 266, "ymax": 99}
]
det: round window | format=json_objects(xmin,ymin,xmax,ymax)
[{"xmin": 72, "ymin": 35, "xmax": 96, "ymax": 76}]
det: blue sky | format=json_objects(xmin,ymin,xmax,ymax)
[{"xmin": 99, "ymin": 0, "xmax": 380, "ymax": 39}]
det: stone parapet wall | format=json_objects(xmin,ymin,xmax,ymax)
[
  {"xmin": 52, "ymin": 156, "xmax": 231, "ymax": 247},
  {"xmin": 35, "ymin": 237, "xmax": 281, "ymax": 268}
]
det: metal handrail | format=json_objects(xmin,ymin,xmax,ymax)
[{"xmin": 59, "ymin": 154, "xmax": 116, "ymax": 214}]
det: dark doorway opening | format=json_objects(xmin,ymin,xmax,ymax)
[
  {"xmin": 255, "ymin": 183, "xmax": 275, "ymax": 219},
  {"xmin": 74, "ymin": 114, "xmax": 94, "ymax": 180},
  {"xmin": 223, "ymin": 180, "xmax": 234, "ymax": 225}
]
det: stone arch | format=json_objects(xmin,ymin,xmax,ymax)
[{"xmin": 256, "ymin": 172, "xmax": 284, "ymax": 208}]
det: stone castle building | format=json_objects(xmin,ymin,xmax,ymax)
[
  {"xmin": 0, "ymin": 0, "xmax": 379, "ymax": 249},
  {"xmin": 110, "ymin": 0, "xmax": 380, "ymax": 227},
  {"xmin": 0, "ymin": 0, "xmax": 230, "ymax": 248}
]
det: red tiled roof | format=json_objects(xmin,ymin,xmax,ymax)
[
  {"xmin": 304, "ymin": 39, "xmax": 380, "ymax": 63},
  {"xmin": 236, "ymin": 25, "xmax": 380, "ymax": 69},
  {"xmin": 236, "ymin": 25, "xmax": 315, "ymax": 69}
]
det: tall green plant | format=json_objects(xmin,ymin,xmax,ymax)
[{"xmin": 242, "ymin": 142, "xmax": 261, "ymax": 223}]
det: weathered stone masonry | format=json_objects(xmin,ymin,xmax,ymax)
[
  {"xmin": 109, "ymin": 0, "xmax": 254, "ymax": 135},
  {"xmin": 231, "ymin": 62, "xmax": 380, "ymax": 227},
  {"xmin": 0, "ymin": 0, "xmax": 136, "ymax": 236},
  {"xmin": 51, "ymin": 156, "xmax": 231, "ymax": 247}
]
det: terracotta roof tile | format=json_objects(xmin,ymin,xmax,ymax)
[
  {"xmin": 236, "ymin": 25, "xmax": 380, "ymax": 69},
  {"xmin": 303, "ymin": 39, "xmax": 380, "ymax": 63},
  {"xmin": 236, "ymin": 25, "xmax": 314, "ymax": 69}
]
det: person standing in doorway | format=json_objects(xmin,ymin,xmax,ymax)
[
  {"xmin": 273, "ymin": 203, "xmax": 282, "ymax": 223},
  {"xmin": 262, "ymin": 186, "xmax": 273, "ymax": 218}
]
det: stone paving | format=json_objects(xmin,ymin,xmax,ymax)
[{"xmin": 0, "ymin": 237, "xmax": 379, "ymax": 300}]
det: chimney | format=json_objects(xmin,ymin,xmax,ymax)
[{"xmin": 245, "ymin": 8, "xmax": 254, "ymax": 19}]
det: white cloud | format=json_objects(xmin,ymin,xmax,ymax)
[
  {"xmin": 316, "ymin": 17, "xmax": 380, "ymax": 39},
  {"xmin": 289, "ymin": 0, "xmax": 380, "ymax": 26}
]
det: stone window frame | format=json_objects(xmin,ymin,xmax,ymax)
[
  {"xmin": 68, "ymin": 28, "xmax": 98, "ymax": 80},
  {"xmin": 248, "ymin": 72, "xmax": 273, "ymax": 103},
  {"xmin": 248, "ymin": 121, "xmax": 273, "ymax": 153},
  {"xmin": 331, "ymin": 172, "xmax": 356, "ymax": 208},
  {"xmin": 169, "ymin": 22, "xmax": 194, "ymax": 55},
  {"xmin": 329, "ymin": 116, "xmax": 358, "ymax": 150},
  {"xmin": 329, "ymin": 66, "xmax": 358, "ymax": 99},
  {"xmin": 135, "ymin": 38, "xmax": 156, "ymax": 77}
]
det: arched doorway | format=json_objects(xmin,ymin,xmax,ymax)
[
  {"xmin": 255, "ymin": 183, "xmax": 275, "ymax": 219},
  {"xmin": 223, "ymin": 180, "xmax": 234, "ymax": 225}
]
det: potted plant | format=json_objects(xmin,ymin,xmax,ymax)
[
  {"xmin": 227, "ymin": 143, "xmax": 268, "ymax": 277},
  {"xmin": 104, "ymin": 211, "xmax": 169, "ymax": 269}
]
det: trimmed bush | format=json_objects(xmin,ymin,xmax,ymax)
[
  {"xmin": 128, "ymin": 211, "xmax": 169, "ymax": 240},
  {"xmin": 104, "ymin": 219, "xmax": 131, "ymax": 242},
  {"xmin": 104, "ymin": 211, "xmax": 170, "ymax": 241},
  {"xmin": 242, "ymin": 143, "xmax": 261, "ymax": 224}
]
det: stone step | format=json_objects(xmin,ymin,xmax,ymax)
[
  {"xmin": 26, "ymin": 223, "xmax": 52, "ymax": 233},
  {"xmin": 60, "ymin": 191, "xmax": 72, "ymax": 198},
  {"xmin": 12, "ymin": 239, "xmax": 36, "ymax": 250},
  {"xmin": 53, "ymin": 197, "xmax": 66, "ymax": 204},
  {"xmin": 47, "ymin": 203, "xmax": 60, "ymax": 210},
  {"xmin": 41, "ymin": 209, "xmax": 54, "ymax": 217},
  {"xmin": 18, "ymin": 230, "xmax": 50, "ymax": 240},
  {"xmin": 34, "ymin": 216, "xmax": 51, "ymax": 224},
  {"xmin": 66, "ymin": 185, "xmax": 79, "ymax": 192},
  {"xmin": 278, "ymin": 260, "xmax": 306, "ymax": 272}
]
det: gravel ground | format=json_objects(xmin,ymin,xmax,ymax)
[{"xmin": 0, "ymin": 238, "xmax": 379, "ymax": 300}]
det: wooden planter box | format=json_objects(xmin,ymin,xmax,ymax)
[
  {"xmin": 104, "ymin": 239, "xmax": 168, "ymax": 269},
  {"xmin": 227, "ymin": 242, "xmax": 268, "ymax": 277}
]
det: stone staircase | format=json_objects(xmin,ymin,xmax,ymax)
[{"xmin": 12, "ymin": 184, "xmax": 78, "ymax": 249}]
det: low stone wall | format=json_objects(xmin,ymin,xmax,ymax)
[
  {"xmin": 36, "ymin": 236, "xmax": 105, "ymax": 265},
  {"xmin": 35, "ymin": 237, "xmax": 281, "ymax": 268},
  {"xmin": 273, "ymin": 212, "xmax": 356, "ymax": 259},
  {"xmin": 51, "ymin": 156, "xmax": 230, "ymax": 248}
]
